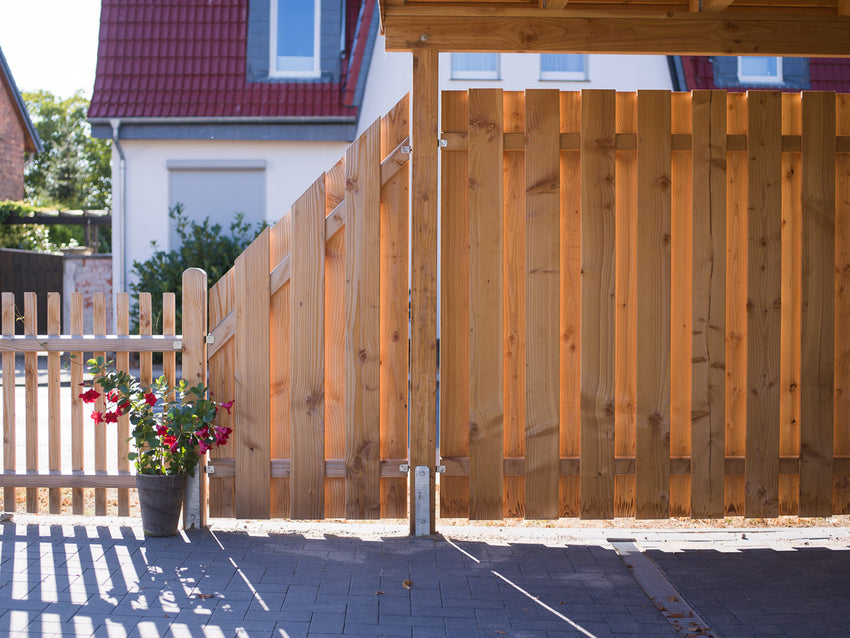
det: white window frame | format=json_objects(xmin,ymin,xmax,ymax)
[
  {"xmin": 450, "ymin": 53, "xmax": 500, "ymax": 80},
  {"xmin": 270, "ymin": 0, "xmax": 321, "ymax": 79},
  {"xmin": 737, "ymin": 56, "xmax": 783, "ymax": 85},
  {"xmin": 539, "ymin": 54, "xmax": 588, "ymax": 81}
]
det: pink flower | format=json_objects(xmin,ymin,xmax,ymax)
[
  {"xmin": 220, "ymin": 400, "xmax": 234, "ymax": 415},
  {"xmin": 198, "ymin": 439, "xmax": 210, "ymax": 454},
  {"xmin": 144, "ymin": 393, "xmax": 157, "ymax": 406},
  {"xmin": 103, "ymin": 411, "xmax": 119, "ymax": 424},
  {"xmin": 80, "ymin": 389, "xmax": 101, "ymax": 404},
  {"xmin": 194, "ymin": 425, "xmax": 209, "ymax": 439},
  {"xmin": 91, "ymin": 411, "xmax": 103, "ymax": 424},
  {"xmin": 214, "ymin": 426, "xmax": 232, "ymax": 445}
]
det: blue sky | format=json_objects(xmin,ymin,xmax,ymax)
[{"xmin": 0, "ymin": 0, "xmax": 101, "ymax": 98}]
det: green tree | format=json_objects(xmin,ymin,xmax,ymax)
[{"xmin": 23, "ymin": 90, "xmax": 111, "ymax": 209}]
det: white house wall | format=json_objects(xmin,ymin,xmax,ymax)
[{"xmin": 114, "ymin": 138, "xmax": 348, "ymax": 292}]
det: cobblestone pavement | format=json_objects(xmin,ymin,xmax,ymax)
[{"xmin": 0, "ymin": 515, "xmax": 847, "ymax": 637}]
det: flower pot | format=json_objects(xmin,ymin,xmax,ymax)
[{"xmin": 136, "ymin": 473, "xmax": 187, "ymax": 537}]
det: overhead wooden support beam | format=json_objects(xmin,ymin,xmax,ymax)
[
  {"xmin": 409, "ymin": 48, "xmax": 439, "ymax": 535},
  {"xmin": 383, "ymin": 13, "xmax": 850, "ymax": 57}
]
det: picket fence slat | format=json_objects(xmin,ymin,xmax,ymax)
[
  {"xmin": 745, "ymin": 91, "xmax": 782, "ymax": 518},
  {"xmin": 468, "ymin": 88, "xmax": 504, "ymax": 520},
  {"xmin": 47, "ymin": 293, "xmax": 61, "ymax": 514},
  {"xmin": 2, "ymin": 293, "xmax": 15, "ymax": 510},
  {"xmin": 117, "ymin": 293, "xmax": 130, "ymax": 517},
  {"xmin": 25, "ymin": 293, "xmax": 38, "ymax": 512},
  {"xmin": 94, "ymin": 293, "xmax": 106, "ymax": 515},
  {"xmin": 579, "ymin": 89, "xmax": 617, "ymax": 520},
  {"xmin": 70, "ymin": 292, "xmax": 84, "ymax": 514}
]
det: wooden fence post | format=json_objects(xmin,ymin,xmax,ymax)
[{"xmin": 183, "ymin": 268, "xmax": 208, "ymax": 528}]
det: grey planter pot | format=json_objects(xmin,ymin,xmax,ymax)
[{"xmin": 136, "ymin": 473, "xmax": 187, "ymax": 537}]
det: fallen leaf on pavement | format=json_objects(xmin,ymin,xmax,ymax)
[
  {"xmin": 197, "ymin": 593, "xmax": 215, "ymax": 599},
  {"xmin": 402, "ymin": 580, "xmax": 413, "ymax": 590}
]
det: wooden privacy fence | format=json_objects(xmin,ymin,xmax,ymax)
[
  {"xmin": 0, "ymin": 273, "xmax": 207, "ymax": 519},
  {"xmin": 440, "ymin": 89, "xmax": 850, "ymax": 520},
  {"xmin": 205, "ymin": 96, "xmax": 411, "ymax": 520}
]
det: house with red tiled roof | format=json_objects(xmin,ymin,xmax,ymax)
[
  {"xmin": 89, "ymin": 0, "xmax": 680, "ymax": 293},
  {"xmin": 671, "ymin": 55, "xmax": 850, "ymax": 93},
  {"xmin": 0, "ymin": 45, "xmax": 42, "ymax": 201}
]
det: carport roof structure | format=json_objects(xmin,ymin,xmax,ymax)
[{"xmin": 378, "ymin": 0, "xmax": 850, "ymax": 56}]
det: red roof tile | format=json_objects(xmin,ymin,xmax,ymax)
[{"xmin": 89, "ymin": 0, "xmax": 364, "ymax": 120}]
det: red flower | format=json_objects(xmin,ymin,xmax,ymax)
[
  {"xmin": 80, "ymin": 389, "xmax": 101, "ymax": 404},
  {"xmin": 117, "ymin": 401, "xmax": 130, "ymax": 415},
  {"xmin": 220, "ymin": 400, "xmax": 234, "ymax": 415},
  {"xmin": 103, "ymin": 411, "xmax": 119, "ymax": 424},
  {"xmin": 162, "ymin": 435, "xmax": 176, "ymax": 449},
  {"xmin": 144, "ymin": 393, "xmax": 157, "ymax": 406},
  {"xmin": 91, "ymin": 411, "xmax": 103, "ymax": 424},
  {"xmin": 194, "ymin": 426, "xmax": 209, "ymax": 439},
  {"xmin": 156, "ymin": 425, "xmax": 169, "ymax": 436},
  {"xmin": 214, "ymin": 426, "xmax": 232, "ymax": 445},
  {"xmin": 107, "ymin": 390, "xmax": 120, "ymax": 403}
]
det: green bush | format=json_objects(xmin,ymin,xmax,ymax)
[{"xmin": 129, "ymin": 204, "xmax": 265, "ymax": 333}]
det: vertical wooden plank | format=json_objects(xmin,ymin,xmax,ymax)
[
  {"xmin": 380, "ymin": 94, "xmax": 410, "ymax": 519},
  {"xmin": 93, "ymin": 293, "xmax": 106, "ymax": 515},
  {"xmin": 799, "ymin": 91, "xmax": 836, "ymax": 517},
  {"xmin": 47, "ymin": 293, "xmax": 61, "ymax": 513},
  {"xmin": 70, "ymin": 293, "xmax": 84, "ymax": 514},
  {"xmin": 326, "ymin": 159, "xmax": 346, "ymax": 519},
  {"xmin": 116, "ymin": 293, "xmax": 130, "ymax": 516},
  {"xmin": 780, "ymin": 93, "xmax": 802, "ymax": 515},
  {"xmin": 836, "ymin": 94, "xmax": 850, "ymax": 514},
  {"xmin": 291, "ymin": 179, "xmax": 326, "ymax": 520},
  {"xmin": 2, "ymin": 293, "xmax": 15, "ymax": 511},
  {"xmin": 745, "ymin": 91, "xmax": 782, "ymax": 518},
  {"xmin": 182, "ymin": 269, "xmax": 208, "ymax": 528},
  {"xmin": 270, "ymin": 215, "xmax": 291, "ymax": 518},
  {"xmin": 468, "ymin": 88, "xmax": 504, "ymax": 520},
  {"xmin": 580, "ymin": 89, "xmax": 617, "ymax": 520},
  {"xmin": 726, "ymin": 93, "xmax": 748, "ymax": 515},
  {"xmin": 670, "ymin": 92, "xmax": 693, "ymax": 517},
  {"xmin": 440, "ymin": 91, "xmax": 470, "ymax": 518},
  {"xmin": 236, "ymin": 230, "xmax": 271, "ymax": 518},
  {"xmin": 208, "ymin": 270, "xmax": 235, "ymax": 517},
  {"xmin": 524, "ymin": 89, "xmax": 559, "ymax": 520},
  {"xmin": 346, "ymin": 122, "xmax": 382, "ymax": 519},
  {"xmin": 25, "ymin": 293, "xmax": 38, "ymax": 513},
  {"xmin": 559, "ymin": 91, "xmax": 581, "ymax": 518},
  {"xmin": 691, "ymin": 90, "xmax": 727, "ymax": 518},
  {"xmin": 614, "ymin": 92, "xmax": 637, "ymax": 518},
  {"xmin": 410, "ymin": 49, "xmax": 439, "ymax": 534},
  {"xmin": 504, "ymin": 90, "xmax": 526, "ymax": 518},
  {"xmin": 635, "ymin": 90, "xmax": 672, "ymax": 520}
]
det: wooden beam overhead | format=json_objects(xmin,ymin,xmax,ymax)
[{"xmin": 382, "ymin": 10, "xmax": 850, "ymax": 57}]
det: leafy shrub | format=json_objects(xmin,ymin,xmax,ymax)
[{"xmin": 129, "ymin": 204, "xmax": 265, "ymax": 333}]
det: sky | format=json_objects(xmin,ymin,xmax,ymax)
[{"xmin": 0, "ymin": 0, "xmax": 101, "ymax": 99}]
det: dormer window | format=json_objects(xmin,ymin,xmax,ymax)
[
  {"xmin": 270, "ymin": 0, "xmax": 321, "ymax": 78},
  {"xmin": 737, "ymin": 56, "xmax": 783, "ymax": 85}
]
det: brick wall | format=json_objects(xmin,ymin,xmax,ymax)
[
  {"xmin": 0, "ymin": 82, "xmax": 26, "ymax": 201},
  {"xmin": 63, "ymin": 253, "xmax": 114, "ymax": 333}
]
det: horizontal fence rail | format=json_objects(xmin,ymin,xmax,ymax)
[
  {"xmin": 206, "ymin": 95, "xmax": 411, "ymax": 521},
  {"xmin": 440, "ymin": 88, "xmax": 850, "ymax": 520},
  {"xmin": 0, "ymin": 274, "xmax": 206, "ymax": 517}
]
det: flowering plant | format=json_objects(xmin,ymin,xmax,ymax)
[{"xmin": 80, "ymin": 357, "xmax": 233, "ymax": 476}]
